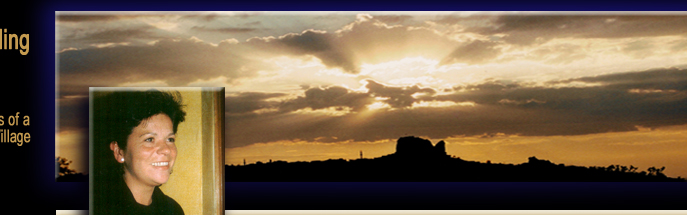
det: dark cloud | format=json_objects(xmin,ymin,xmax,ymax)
[
  {"xmin": 469, "ymin": 15, "xmax": 687, "ymax": 46},
  {"xmin": 281, "ymin": 30, "xmax": 359, "ymax": 73},
  {"xmin": 267, "ymin": 80, "xmax": 440, "ymax": 114},
  {"xmin": 591, "ymin": 16, "xmax": 687, "ymax": 38},
  {"xmin": 57, "ymin": 15, "xmax": 122, "ymax": 22},
  {"xmin": 180, "ymin": 14, "xmax": 220, "ymax": 22},
  {"xmin": 432, "ymin": 14, "xmax": 500, "ymax": 28},
  {"xmin": 445, "ymin": 67, "xmax": 687, "ymax": 125},
  {"xmin": 279, "ymin": 86, "xmax": 373, "ymax": 112},
  {"xmin": 557, "ymin": 67, "xmax": 687, "ymax": 91},
  {"xmin": 59, "ymin": 38, "xmax": 262, "ymax": 86},
  {"xmin": 374, "ymin": 15, "xmax": 413, "ymax": 24},
  {"xmin": 57, "ymin": 14, "xmax": 183, "ymax": 23},
  {"xmin": 225, "ymin": 80, "xmax": 443, "ymax": 121},
  {"xmin": 247, "ymin": 30, "xmax": 359, "ymax": 74},
  {"xmin": 365, "ymin": 80, "xmax": 436, "ymax": 108},
  {"xmin": 226, "ymin": 92, "xmax": 287, "ymax": 115},
  {"xmin": 67, "ymin": 27, "xmax": 159, "ymax": 44},
  {"xmin": 191, "ymin": 26, "xmax": 258, "ymax": 33},
  {"xmin": 227, "ymin": 67, "xmax": 687, "ymax": 148}
]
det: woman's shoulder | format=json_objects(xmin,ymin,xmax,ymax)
[{"xmin": 153, "ymin": 187, "xmax": 185, "ymax": 215}]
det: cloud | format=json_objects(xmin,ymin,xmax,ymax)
[
  {"xmin": 557, "ymin": 66, "xmax": 687, "ymax": 91},
  {"xmin": 55, "ymin": 13, "xmax": 687, "ymax": 149},
  {"xmin": 335, "ymin": 15, "xmax": 456, "ymax": 66},
  {"xmin": 669, "ymin": 37, "xmax": 687, "ymax": 52},
  {"xmin": 57, "ymin": 97, "xmax": 90, "ymax": 132},
  {"xmin": 180, "ymin": 13, "xmax": 220, "ymax": 22},
  {"xmin": 364, "ymin": 79, "xmax": 436, "ymax": 108},
  {"xmin": 528, "ymin": 43, "xmax": 588, "ymax": 64},
  {"xmin": 469, "ymin": 15, "xmax": 687, "ymax": 45},
  {"xmin": 227, "ymin": 67, "xmax": 687, "ymax": 148},
  {"xmin": 56, "ymin": 14, "xmax": 191, "ymax": 23},
  {"xmin": 621, "ymin": 39, "xmax": 656, "ymax": 59},
  {"xmin": 243, "ymin": 14, "xmax": 466, "ymax": 73},
  {"xmin": 58, "ymin": 37, "xmax": 263, "ymax": 87},
  {"xmin": 373, "ymin": 15, "xmax": 413, "ymax": 24},
  {"xmin": 54, "ymin": 13, "xmax": 510, "ymax": 76},
  {"xmin": 67, "ymin": 27, "xmax": 159, "ymax": 44},
  {"xmin": 448, "ymin": 67, "xmax": 687, "ymax": 125},
  {"xmin": 225, "ymin": 79, "xmax": 444, "ymax": 120},
  {"xmin": 237, "ymin": 14, "xmax": 686, "ymax": 69},
  {"xmin": 439, "ymin": 40, "xmax": 502, "ymax": 65},
  {"xmin": 279, "ymin": 85, "xmax": 373, "ymax": 112},
  {"xmin": 57, "ymin": 15, "xmax": 122, "ymax": 22},
  {"xmin": 247, "ymin": 29, "xmax": 360, "ymax": 74},
  {"xmin": 257, "ymin": 80, "xmax": 441, "ymax": 114},
  {"xmin": 191, "ymin": 26, "xmax": 258, "ymax": 33},
  {"xmin": 226, "ymin": 92, "xmax": 288, "ymax": 115}
]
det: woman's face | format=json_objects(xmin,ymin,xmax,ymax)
[{"xmin": 122, "ymin": 113, "xmax": 177, "ymax": 187}]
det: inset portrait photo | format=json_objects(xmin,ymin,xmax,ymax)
[{"xmin": 90, "ymin": 87, "xmax": 224, "ymax": 215}]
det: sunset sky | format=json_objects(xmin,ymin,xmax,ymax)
[{"xmin": 56, "ymin": 11, "xmax": 687, "ymax": 178}]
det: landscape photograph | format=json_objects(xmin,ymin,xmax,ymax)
[{"xmin": 56, "ymin": 11, "xmax": 687, "ymax": 182}]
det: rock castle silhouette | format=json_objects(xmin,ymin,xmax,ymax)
[{"xmin": 394, "ymin": 136, "xmax": 447, "ymax": 158}]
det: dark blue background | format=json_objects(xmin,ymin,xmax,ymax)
[
  {"xmin": 2, "ymin": 0, "xmax": 686, "ymax": 212},
  {"xmin": 226, "ymin": 182, "xmax": 687, "ymax": 209}
]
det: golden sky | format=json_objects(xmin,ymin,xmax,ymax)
[{"xmin": 57, "ymin": 12, "xmax": 687, "ymax": 178}]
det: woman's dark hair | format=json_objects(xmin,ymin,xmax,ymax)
[{"xmin": 92, "ymin": 89, "xmax": 186, "ymax": 182}]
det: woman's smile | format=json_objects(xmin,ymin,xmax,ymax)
[{"xmin": 151, "ymin": 162, "xmax": 170, "ymax": 167}]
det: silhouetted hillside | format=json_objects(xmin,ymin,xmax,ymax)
[
  {"xmin": 56, "ymin": 173, "xmax": 88, "ymax": 182},
  {"xmin": 226, "ymin": 136, "xmax": 686, "ymax": 182}
]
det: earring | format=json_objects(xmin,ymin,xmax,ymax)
[{"xmin": 120, "ymin": 158, "xmax": 125, "ymax": 162}]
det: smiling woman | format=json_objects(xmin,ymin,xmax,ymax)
[
  {"xmin": 91, "ymin": 87, "xmax": 225, "ymax": 215},
  {"xmin": 92, "ymin": 89, "xmax": 186, "ymax": 214}
]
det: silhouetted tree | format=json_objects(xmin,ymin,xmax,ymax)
[
  {"xmin": 648, "ymin": 166, "xmax": 667, "ymax": 177},
  {"xmin": 56, "ymin": 156, "xmax": 88, "ymax": 182},
  {"xmin": 56, "ymin": 156, "xmax": 78, "ymax": 176}
]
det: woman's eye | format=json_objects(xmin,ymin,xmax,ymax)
[
  {"xmin": 167, "ymin": 138, "xmax": 175, "ymax": 143},
  {"xmin": 145, "ymin": 138, "xmax": 154, "ymax": 142}
]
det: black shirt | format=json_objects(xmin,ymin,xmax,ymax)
[{"xmin": 93, "ymin": 177, "xmax": 185, "ymax": 215}]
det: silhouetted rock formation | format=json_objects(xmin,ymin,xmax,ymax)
[
  {"xmin": 435, "ymin": 141, "xmax": 447, "ymax": 156},
  {"xmin": 527, "ymin": 156, "xmax": 554, "ymax": 166},
  {"xmin": 393, "ymin": 136, "xmax": 448, "ymax": 159}
]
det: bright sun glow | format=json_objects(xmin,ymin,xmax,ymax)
[
  {"xmin": 292, "ymin": 106, "xmax": 353, "ymax": 116},
  {"xmin": 411, "ymin": 100, "xmax": 476, "ymax": 108},
  {"xmin": 366, "ymin": 101, "xmax": 391, "ymax": 110}
]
